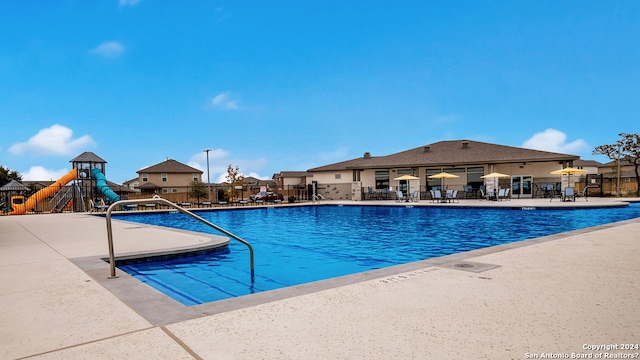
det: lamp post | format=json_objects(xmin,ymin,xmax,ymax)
[
  {"xmin": 203, "ymin": 148, "xmax": 211, "ymax": 201},
  {"xmin": 617, "ymin": 142, "xmax": 621, "ymax": 197}
]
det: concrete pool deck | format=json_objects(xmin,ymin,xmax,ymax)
[{"xmin": 1, "ymin": 197, "xmax": 639, "ymax": 359}]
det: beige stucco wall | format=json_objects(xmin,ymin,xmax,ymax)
[{"xmin": 312, "ymin": 171, "xmax": 352, "ymax": 185}]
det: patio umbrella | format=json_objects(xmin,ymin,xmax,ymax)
[
  {"xmin": 550, "ymin": 167, "xmax": 588, "ymax": 186},
  {"xmin": 427, "ymin": 172, "xmax": 459, "ymax": 190},
  {"xmin": 480, "ymin": 172, "xmax": 510, "ymax": 191},
  {"xmin": 393, "ymin": 174, "xmax": 420, "ymax": 197}
]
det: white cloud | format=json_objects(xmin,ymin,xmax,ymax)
[
  {"xmin": 211, "ymin": 92, "xmax": 240, "ymax": 110},
  {"xmin": 9, "ymin": 124, "xmax": 95, "ymax": 156},
  {"xmin": 21, "ymin": 166, "xmax": 71, "ymax": 181},
  {"xmin": 521, "ymin": 128, "xmax": 589, "ymax": 155},
  {"xmin": 90, "ymin": 41, "xmax": 125, "ymax": 58}
]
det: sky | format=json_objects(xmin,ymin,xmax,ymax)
[{"xmin": 1, "ymin": 1, "xmax": 639, "ymax": 184}]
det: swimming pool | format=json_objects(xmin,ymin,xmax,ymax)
[{"xmin": 115, "ymin": 203, "xmax": 640, "ymax": 306}]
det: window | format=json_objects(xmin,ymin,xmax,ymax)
[
  {"xmin": 141, "ymin": 173, "xmax": 148, "ymax": 182},
  {"xmin": 397, "ymin": 168, "xmax": 412, "ymax": 175},
  {"xmin": 426, "ymin": 168, "xmax": 442, "ymax": 188},
  {"xmin": 352, "ymin": 170, "xmax": 361, "ymax": 182},
  {"xmin": 172, "ymin": 188, "xmax": 178, "ymax": 193},
  {"xmin": 375, "ymin": 170, "xmax": 389, "ymax": 189},
  {"xmin": 446, "ymin": 168, "xmax": 465, "ymax": 173},
  {"xmin": 193, "ymin": 173, "xmax": 199, "ymax": 182},
  {"xmin": 335, "ymin": 174, "xmax": 341, "ymax": 180},
  {"xmin": 161, "ymin": 173, "xmax": 168, "ymax": 182},
  {"xmin": 162, "ymin": 188, "xmax": 168, "ymax": 194}
]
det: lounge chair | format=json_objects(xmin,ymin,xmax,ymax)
[
  {"xmin": 410, "ymin": 190, "xmax": 419, "ymax": 202},
  {"xmin": 396, "ymin": 190, "xmax": 406, "ymax": 202},
  {"xmin": 90, "ymin": 199, "xmax": 108, "ymax": 212}
]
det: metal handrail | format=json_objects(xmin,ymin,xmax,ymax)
[{"xmin": 104, "ymin": 198, "xmax": 254, "ymax": 282}]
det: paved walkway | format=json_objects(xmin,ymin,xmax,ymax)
[{"xmin": 1, "ymin": 198, "xmax": 639, "ymax": 359}]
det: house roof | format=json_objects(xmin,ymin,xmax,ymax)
[
  {"xmin": 138, "ymin": 182, "xmax": 160, "ymax": 189},
  {"xmin": 574, "ymin": 159, "xmax": 602, "ymax": 167},
  {"xmin": 599, "ymin": 159, "xmax": 634, "ymax": 167},
  {"xmin": 69, "ymin": 151, "xmax": 107, "ymax": 163},
  {"xmin": 308, "ymin": 140, "xmax": 579, "ymax": 172},
  {"xmin": 0, "ymin": 179, "xmax": 29, "ymax": 191},
  {"xmin": 137, "ymin": 159, "xmax": 203, "ymax": 174},
  {"xmin": 276, "ymin": 171, "xmax": 313, "ymax": 178}
]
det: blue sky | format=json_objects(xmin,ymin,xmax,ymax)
[{"xmin": 1, "ymin": 1, "xmax": 639, "ymax": 184}]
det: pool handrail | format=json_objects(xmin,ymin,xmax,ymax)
[{"xmin": 104, "ymin": 198, "xmax": 255, "ymax": 281}]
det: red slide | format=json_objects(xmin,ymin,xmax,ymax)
[{"xmin": 9, "ymin": 169, "xmax": 78, "ymax": 215}]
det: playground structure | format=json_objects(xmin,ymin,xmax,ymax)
[{"xmin": 3, "ymin": 152, "xmax": 120, "ymax": 215}]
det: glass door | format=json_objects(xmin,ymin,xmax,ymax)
[{"xmin": 511, "ymin": 175, "xmax": 533, "ymax": 198}]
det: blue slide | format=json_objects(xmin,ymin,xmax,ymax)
[{"xmin": 91, "ymin": 168, "xmax": 120, "ymax": 204}]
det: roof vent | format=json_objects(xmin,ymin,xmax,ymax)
[
  {"xmin": 363, "ymin": 152, "xmax": 371, "ymax": 158},
  {"xmin": 462, "ymin": 141, "xmax": 469, "ymax": 149},
  {"xmin": 423, "ymin": 146, "xmax": 431, "ymax": 152}
]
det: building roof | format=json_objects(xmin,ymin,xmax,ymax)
[
  {"xmin": 308, "ymin": 140, "xmax": 579, "ymax": 172},
  {"xmin": 574, "ymin": 159, "xmax": 602, "ymax": 167},
  {"xmin": 138, "ymin": 182, "xmax": 160, "ymax": 190},
  {"xmin": 0, "ymin": 179, "xmax": 29, "ymax": 191},
  {"xmin": 137, "ymin": 159, "xmax": 203, "ymax": 174},
  {"xmin": 69, "ymin": 152, "xmax": 107, "ymax": 163},
  {"xmin": 599, "ymin": 159, "xmax": 634, "ymax": 168},
  {"xmin": 275, "ymin": 171, "xmax": 313, "ymax": 178}
]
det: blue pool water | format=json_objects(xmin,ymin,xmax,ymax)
[{"xmin": 115, "ymin": 204, "xmax": 640, "ymax": 305}]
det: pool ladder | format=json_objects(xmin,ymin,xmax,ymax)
[{"xmin": 103, "ymin": 198, "xmax": 255, "ymax": 282}]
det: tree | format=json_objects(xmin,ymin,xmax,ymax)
[
  {"xmin": 188, "ymin": 180, "xmax": 208, "ymax": 203},
  {"xmin": 0, "ymin": 165, "xmax": 22, "ymax": 186},
  {"xmin": 225, "ymin": 164, "xmax": 244, "ymax": 200},
  {"xmin": 593, "ymin": 132, "xmax": 640, "ymax": 196}
]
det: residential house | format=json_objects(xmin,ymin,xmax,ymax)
[
  {"xmin": 308, "ymin": 140, "xmax": 580, "ymax": 200},
  {"xmin": 597, "ymin": 159, "xmax": 638, "ymax": 196},
  {"xmin": 137, "ymin": 159, "xmax": 203, "ymax": 195}
]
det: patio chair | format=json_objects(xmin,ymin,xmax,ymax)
[
  {"xmin": 463, "ymin": 185, "xmax": 474, "ymax": 199},
  {"xmin": 446, "ymin": 189, "xmax": 458, "ymax": 203},
  {"xmin": 410, "ymin": 190, "xmax": 419, "ymax": 202},
  {"xmin": 497, "ymin": 188, "xmax": 505, "ymax": 201},
  {"xmin": 563, "ymin": 187, "xmax": 576, "ymax": 202},
  {"xmin": 367, "ymin": 186, "xmax": 376, "ymax": 200},
  {"xmin": 395, "ymin": 190, "xmax": 406, "ymax": 202},
  {"xmin": 432, "ymin": 189, "xmax": 443, "ymax": 203}
]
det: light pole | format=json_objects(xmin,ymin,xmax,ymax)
[
  {"xmin": 617, "ymin": 142, "xmax": 621, "ymax": 197},
  {"xmin": 203, "ymin": 149, "xmax": 211, "ymax": 201}
]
